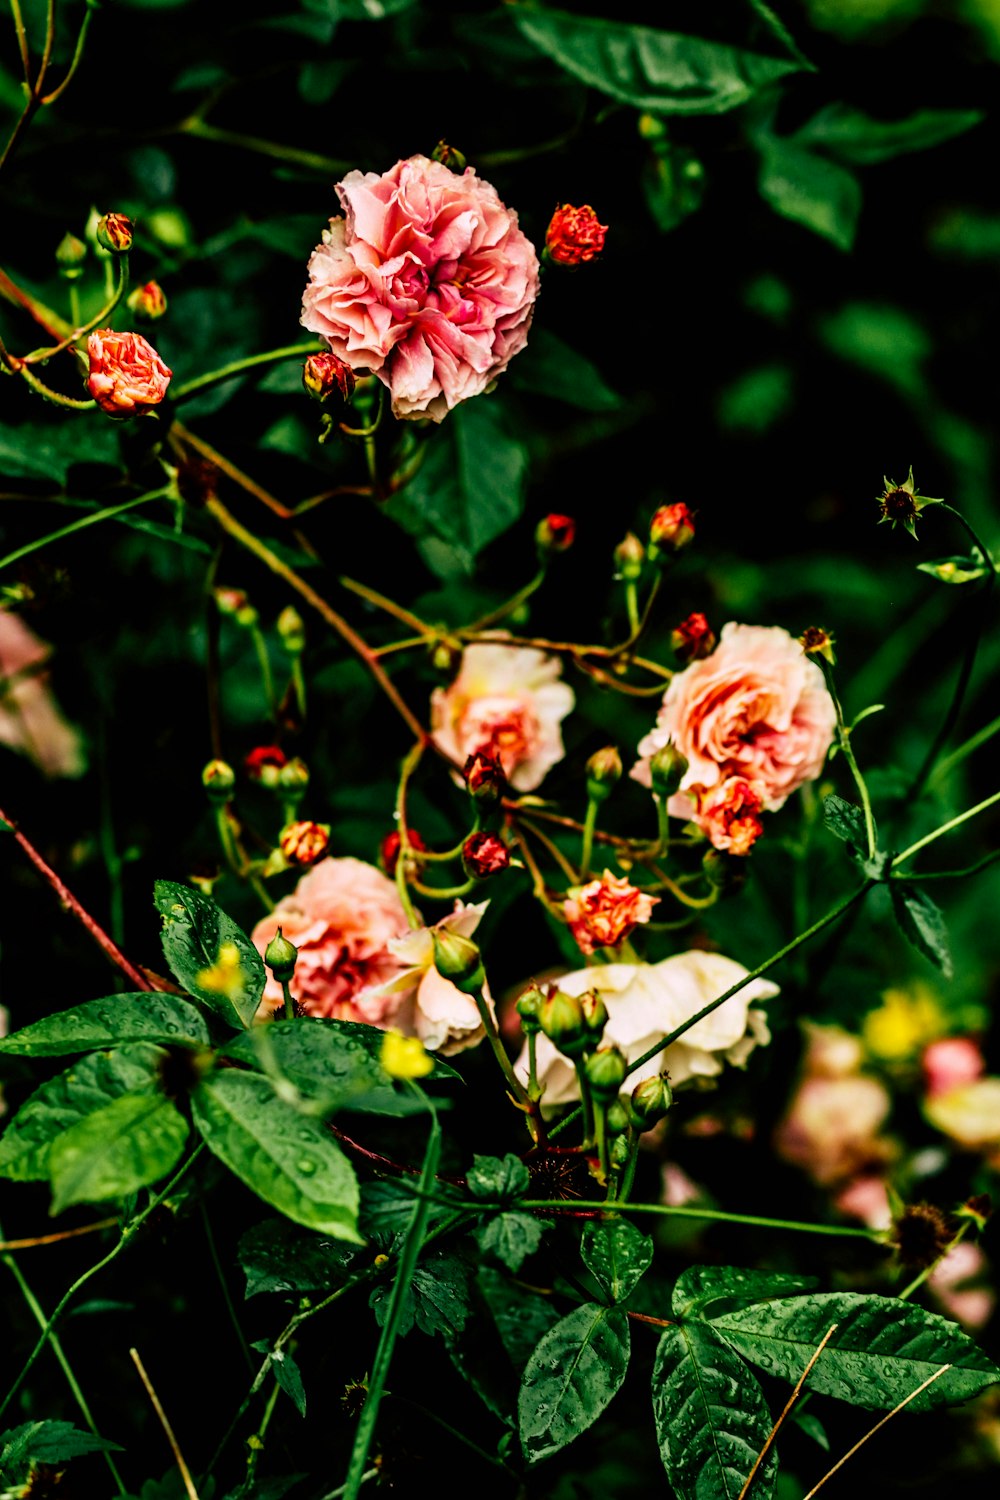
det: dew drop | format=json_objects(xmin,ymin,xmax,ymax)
[{"xmin": 297, "ymin": 1156, "xmax": 318, "ymax": 1175}]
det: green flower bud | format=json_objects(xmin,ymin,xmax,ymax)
[
  {"xmin": 585, "ymin": 1045, "xmax": 628, "ymax": 1104},
  {"xmin": 614, "ymin": 532, "xmax": 646, "ymax": 582},
  {"xmin": 279, "ymin": 757, "xmax": 310, "ymax": 794},
  {"xmin": 649, "ymin": 742, "xmax": 688, "ymax": 799},
  {"xmin": 431, "ymin": 139, "xmax": 466, "ymax": 172},
  {"xmin": 277, "ymin": 606, "xmax": 306, "ymax": 654},
  {"xmin": 580, "ymin": 988, "xmax": 609, "ymax": 1038},
  {"xmin": 585, "ymin": 745, "xmax": 622, "ymax": 803},
  {"xmin": 55, "ymin": 232, "xmax": 87, "ymax": 278},
  {"xmin": 431, "ymin": 928, "xmax": 485, "ymax": 995},
  {"xmin": 627, "ymin": 1072, "xmax": 673, "ymax": 1130},
  {"xmin": 515, "ymin": 983, "xmax": 546, "ymax": 1036},
  {"xmin": 605, "ymin": 1099, "xmax": 630, "ymax": 1137},
  {"xmin": 540, "ymin": 989, "xmax": 589, "ymax": 1058},
  {"xmin": 202, "ymin": 759, "xmax": 236, "ymax": 801},
  {"xmin": 610, "ymin": 1133, "xmax": 632, "ymax": 1170},
  {"xmin": 264, "ymin": 926, "xmax": 298, "ymax": 983}
]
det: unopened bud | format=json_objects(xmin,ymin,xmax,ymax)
[
  {"xmin": 614, "ymin": 532, "xmax": 645, "ymax": 582},
  {"xmin": 586, "ymin": 746, "xmax": 622, "ymax": 803},
  {"xmin": 264, "ymin": 927, "xmax": 298, "ymax": 983},
  {"xmin": 380, "ymin": 827, "xmax": 426, "ymax": 878},
  {"xmin": 536, "ymin": 513, "xmax": 576, "ymax": 555},
  {"xmin": 279, "ymin": 820, "xmax": 330, "ymax": 866},
  {"xmin": 429, "ymin": 636, "xmax": 462, "ymax": 675},
  {"xmin": 55, "ymin": 232, "xmax": 87, "ymax": 278},
  {"xmin": 586, "ymin": 1046, "xmax": 628, "ymax": 1103},
  {"xmin": 235, "ymin": 601, "xmax": 259, "ymax": 629},
  {"xmin": 462, "ymin": 831, "xmax": 510, "ymax": 880},
  {"xmin": 431, "ymin": 140, "xmax": 467, "ymax": 172},
  {"xmin": 515, "ymin": 983, "xmax": 546, "ymax": 1036},
  {"xmin": 96, "ymin": 213, "xmax": 133, "ymax": 255},
  {"xmin": 544, "ymin": 203, "xmax": 608, "ymax": 267},
  {"xmin": 799, "ymin": 625, "xmax": 836, "ymax": 666},
  {"xmin": 431, "ymin": 928, "xmax": 485, "ymax": 994},
  {"xmin": 649, "ymin": 503, "xmax": 696, "ymax": 559},
  {"xmin": 303, "ymin": 351, "xmax": 355, "ymax": 404},
  {"xmin": 244, "ymin": 745, "xmax": 288, "ymax": 787},
  {"xmin": 278, "ymin": 757, "xmax": 310, "ymax": 796},
  {"xmin": 277, "ymin": 606, "xmax": 306, "ymax": 654},
  {"xmin": 540, "ymin": 989, "xmax": 588, "ymax": 1058},
  {"xmin": 214, "ymin": 587, "xmax": 249, "ymax": 617},
  {"xmin": 202, "ymin": 759, "xmax": 236, "ymax": 800},
  {"xmin": 628, "ymin": 1072, "xmax": 673, "ymax": 1129},
  {"xmin": 463, "ymin": 751, "xmax": 507, "ymax": 808},
  {"xmin": 649, "ymin": 742, "xmax": 688, "ymax": 799},
  {"xmin": 605, "ymin": 1099, "xmax": 630, "ymax": 1137},
  {"xmin": 610, "ymin": 1132, "xmax": 632, "ymax": 1169},
  {"xmin": 702, "ymin": 847, "xmax": 748, "ymax": 894},
  {"xmin": 127, "ymin": 280, "xmax": 168, "ymax": 321},
  {"xmin": 580, "ymin": 989, "xmax": 609, "ymax": 1038},
  {"xmin": 671, "ymin": 612, "xmax": 715, "ymax": 663}
]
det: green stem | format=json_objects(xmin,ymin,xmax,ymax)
[
  {"xmin": 179, "ymin": 116, "xmax": 352, "ymax": 176},
  {"xmin": 24, "ymin": 253, "xmax": 130, "ymax": 363},
  {"xmin": 894, "ymin": 849, "xmax": 1000, "ymax": 883},
  {"xmin": 928, "ymin": 710, "xmax": 1000, "ymax": 788},
  {"xmin": 465, "ymin": 568, "xmax": 546, "ymax": 633},
  {"xmin": 394, "ymin": 742, "xmax": 424, "ymax": 929},
  {"xmin": 0, "ymin": 485, "xmax": 175, "ymax": 575},
  {"xmin": 200, "ymin": 1200, "xmax": 255, "ymax": 1376},
  {"xmin": 580, "ymin": 797, "xmax": 599, "ymax": 880},
  {"xmin": 13, "ymin": 356, "xmax": 96, "ymax": 408},
  {"xmin": 472, "ymin": 984, "xmax": 529, "ymax": 1104},
  {"xmin": 249, "ymin": 623, "xmax": 276, "ymax": 716},
  {"xmin": 40, "ymin": 0, "xmax": 96, "ymax": 103},
  {"xmin": 520, "ymin": 1200, "xmax": 885, "ymax": 1240},
  {"xmin": 818, "ymin": 657, "xmax": 876, "ymax": 861},
  {"xmin": 172, "ymin": 342, "xmax": 322, "ymax": 403},
  {"xmin": 625, "ymin": 580, "xmax": 640, "ymax": 635},
  {"xmin": 214, "ymin": 803, "xmax": 243, "ymax": 877},
  {"xmin": 342, "ymin": 1092, "xmax": 441, "ymax": 1500},
  {"xmin": 291, "ymin": 658, "xmax": 307, "ymax": 719},
  {"xmin": 411, "ymin": 877, "xmax": 476, "ymax": 900},
  {"xmin": 241, "ymin": 1377, "xmax": 281, "ymax": 1495},
  {"xmin": 0, "ymin": 1145, "xmax": 205, "ymax": 1422},
  {"xmin": 614, "ymin": 1127, "xmax": 641, "ymax": 1204},
  {"xmin": 892, "ymin": 789, "xmax": 1000, "ymax": 868},
  {"xmin": 574, "ymin": 1058, "xmax": 596, "ymax": 1146}
]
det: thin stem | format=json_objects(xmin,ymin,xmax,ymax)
[
  {"xmin": 130, "ymin": 1348, "xmax": 202, "ymax": 1500},
  {"xmin": 895, "ymin": 849, "xmax": 1000, "ymax": 883},
  {"xmin": 738, "ymin": 1324, "xmax": 839, "ymax": 1500},
  {"xmin": 12, "ymin": 356, "xmax": 96, "ymax": 408},
  {"xmin": 40, "ymin": 0, "xmax": 96, "ymax": 103},
  {"xmin": 9, "ymin": 0, "xmax": 30, "ymax": 79},
  {"xmin": 801, "ymin": 1365, "xmax": 952, "ymax": 1499},
  {"xmin": 928, "ymin": 709, "xmax": 1000, "ymax": 787},
  {"xmin": 200, "ymin": 1201, "xmax": 255, "ymax": 1375},
  {"xmin": 517, "ymin": 816, "xmax": 580, "ymax": 884},
  {"xmin": 0, "ymin": 1218, "xmax": 118, "ymax": 1252},
  {"xmin": 179, "ymin": 115, "xmax": 352, "ymax": 176},
  {"xmin": 893, "ymin": 789, "xmax": 1000, "ymax": 867},
  {"xmin": 520, "ymin": 1200, "xmax": 884, "ymax": 1239},
  {"xmin": 580, "ymin": 797, "xmax": 599, "ymax": 880},
  {"xmin": 466, "ymin": 568, "xmax": 546, "ymax": 633},
  {"xmin": 574, "ymin": 1059, "xmax": 596, "ymax": 1146},
  {"xmin": 24, "ymin": 254, "xmax": 130, "ymax": 363},
  {"xmin": 171, "ymin": 342, "xmax": 322, "ymax": 402},
  {"xmin": 472, "ymin": 984, "xmax": 529, "ymax": 1104},
  {"xmin": 817, "ymin": 657, "xmax": 876, "ymax": 860},
  {"xmin": 249, "ymin": 623, "xmax": 276, "ymax": 716},
  {"xmin": 394, "ymin": 740, "xmax": 424, "ymax": 929},
  {"xmin": 338, "ymin": 574, "xmax": 432, "ymax": 635},
  {"xmin": 0, "ymin": 486, "xmax": 175, "ymax": 576}
]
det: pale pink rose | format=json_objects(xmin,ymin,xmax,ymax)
[
  {"xmin": 514, "ymin": 951, "xmax": 777, "ymax": 1114},
  {"xmin": 632, "ymin": 624, "xmax": 836, "ymax": 842},
  {"xmin": 362, "ymin": 901, "xmax": 494, "ymax": 1055},
  {"xmin": 301, "ymin": 154, "xmax": 540, "ymax": 422},
  {"xmin": 0, "ymin": 611, "xmax": 86, "ymax": 778},
  {"xmin": 564, "ymin": 870, "xmax": 658, "ymax": 956},
  {"xmin": 774, "ymin": 1073, "xmax": 893, "ymax": 1186},
  {"xmin": 929, "ymin": 1241, "xmax": 995, "ymax": 1330},
  {"xmin": 833, "ymin": 1173, "xmax": 892, "ymax": 1229},
  {"xmin": 430, "ymin": 640, "xmax": 574, "ymax": 792},
  {"xmin": 252, "ymin": 857, "xmax": 411, "ymax": 1021},
  {"xmin": 922, "ymin": 1036, "xmax": 986, "ymax": 1098},
  {"xmin": 87, "ymin": 329, "xmax": 172, "ymax": 416}
]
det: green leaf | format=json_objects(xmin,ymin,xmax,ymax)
[
  {"xmin": 757, "ymin": 136, "xmax": 862, "ymax": 250},
  {"xmin": 48, "ymin": 1091, "xmax": 189, "ymax": 1214},
  {"xmin": 710, "ymin": 1293, "xmax": 1000, "ymax": 1409},
  {"xmin": 0, "ymin": 1044, "xmax": 166, "ymax": 1181},
  {"xmin": 238, "ymin": 1218, "xmax": 359, "ymax": 1298},
  {"xmin": 642, "ymin": 144, "xmax": 706, "ymax": 234},
  {"xmin": 518, "ymin": 1302, "xmax": 630, "ymax": 1463},
  {"xmin": 673, "ymin": 1265, "xmax": 818, "ymax": 1319},
  {"xmin": 508, "ymin": 329, "xmax": 624, "ymax": 411},
  {"xmin": 0, "ymin": 994, "xmax": 210, "ymax": 1057},
  {"xmin": 822, "ymin": 794, "xmax": 868, "ymax": 848},
  {"xmin": 794, "ymin": 104, "xmax": 984, "ymax": 166},
  {"xmin": 891, "ymin": 884, "xmax": 954, "ymax": 978},
  {"xmin": 0, "ymin": 1420, "xmax": 122, "ymax": 1478},
  {"xmin": 225, "ymin": 1016, "xmax": 458, "ymax": 1115},
  {"xmin": 369, "ymin": 1247, "xmax": 473, "ymax": 1338},
  {"xmin": 513, "ymin": 8, "xmax": 806, "ymax": 114},
  {"xmin": 385, "ymin": 399, "xmax": 528, "ymax": 578},
  {"xmin": 652, "ymin": 1322, "xmax": 776, "ymax": 1500},
  {"xmin": 0, "ymin": 417, "xmax": 120, "ymax": 483},
  {"xmin": 154, "ymin": 880, "xmax": 265, "ymax": 1029},
  {"xmin": 192, "ymin": 1071, "xmax": 362, "ymax": 1241},
  {"xmin": 581, "ymin": 1217, "xmax": 654, "ymax": 1303},
  {"xmin": 916, "ymin": 555, "xmax": 989, "ymax": 585},
  {"xmin": 251, "ymin": 1341, "xmax": 307, "ymax": 1416},
  {"xmin": 466, "ymin": 1153, "xmax": 531, "ymax": 1202},
  {"xmin": 476, "ymin": 1211, "xmax": 544, "ymax": 1272}
]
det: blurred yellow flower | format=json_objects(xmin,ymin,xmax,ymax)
[
  {"xmin": 196, "ymin": 943, "xmax": 246, "ymax": 1000},
  {"xmin": 862, "ymin": 982, "xmax": 944, "ymax": 1063},
  {"xmin": 381, "ymin": 1029, "xmax": 433, "ymax": 1080}
]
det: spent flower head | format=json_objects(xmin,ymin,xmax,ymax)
[{"xmin": 877, "ymin": 466, "xmax": 943, "ymax": 540}]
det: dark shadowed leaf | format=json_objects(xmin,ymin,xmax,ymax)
[
  {"xmin": 582, "ymin": 1217, "xmax": 654, "ymax": 1303},
  {"xmin": 0, "ymin": 994, "xmax": 210, "ymax": 1057},
  {"xmin": 238, "ymin": 1218, "xmax": 359, "ymax": 1298},
  {"xmin": 673, "ymin": 1264, "xmax": 817, "ymax": 1318},
  {"xmin": 154, "ymin": 881, "xmax": 265, "ymax": 1028},
  {"xmin": 48, "ymin": 1090, "xmax": 189, "ymax": 1214},
  {"xmin": 518, "ymin": 1303, "xmax": 630, "ymax": 1462},
  {"xmin": 891, "ymin": 884, "xmax": 954, "ymax": 977}
]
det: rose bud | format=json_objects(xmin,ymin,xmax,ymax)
[
  {"xmin": 462, "ymin": 830, "xmax": 510, "ymax": 880},
  {"xmin": 671, "ymin": 612, "xmax": 716, "ymax": 664},
  {"xmin": 586, "ymin": 1045, "xmax": 628, "ymax": 1104},
  {"xmin": 799, "ymin": 625, "xmax": 837, "ymax": 666},
  {"xmin": 127, "ymin": 279, "xmax": 168, "ymax": 321},
  {"xmin": 545, "ymin": 203, "xmax": 608, "ymax": 267},
  {"xmin": 429, "ymin": 636, "xmax": 463, "ymax": 675},
  {"xmin": 580, "ymin": 988, "xmax": 609, "ymax": 1038},
  {"xmin": 278, "ymin": 757, "xmax": 310, "ymax": 798},
  {"xmin": 202, "ymin": 759, "xmax": 236, "ymax": 801},
  {"xmin": 244, "ymin": 745, "xmax": 288, "ymax": 786},
  {"xmin": 264, "ymin": 926, "xmax": 298, "ymax": 983},
  {"xmin": 303, "ymin": 351, "xmax": 355, "ymax": 403},
  {"xmin": 605, "ymin": 1099, "xmax": 630, "ymax": 1137},
  {"xmin": 214, "ymin": 587, "xmax": 249, "ymax": 617},
  {"xmin": 540, "ymin": 989, "xmax": 589, "ymax": 1058},
  {"xmin": 55, "ymin": 232, "xmax": 87, "ymax": 278},
  {"xmin": 279, "ymin": 820, "xmax": 330, "ymax": 866},
  {"xmin": 649, "ymin": 502, "xmax": 696, "ymax": 559},
  {"xmin": 586, "ymin": 745, "xmax": 622, "ymax": 803},
  {"xmin": 430, "ymin": 928, "xmax": 485, "ymax": 994},
  {"xmin": 86, "ymin": 329, "xmax": 172, "ymax": 417},
  {"xmin": 628, "ymin": 1072, "xmax": 673, "ymax": 1130},
  {"xmin": 431, "ymin": 139, "xmax": 467, "ymax": 172},
  {"xmin": 515, "ymin": 982, "xmax": 546, "ymax": 1036},
  {"xmin": 649, "ymin": 741, "xmax": 688, "ymax": 800},
  {"xmin": 380, "ymin": 827, "xmax": 427, "ymax": 877},
  {"xmin": 96, "ymin": 213, "xmax": 134, "ymax": 254},
  {"xmin": 463, "ymin": 750, "xmax": 507, "ymax": 808},
  {"xmin": 536, "ymin": 513, "xmax": 576, "ymax": 555},
  {"xmin": 613, "ymin": 532, "xmax": 645, "ymax": 583},
  {"xmin": 277, "ymin": 606, "xmax": 306, "ymax": 655}
]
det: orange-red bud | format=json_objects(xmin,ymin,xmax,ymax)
[
  {"xmin": 303, "ymin": 351, "xmax": 355, "ymax": 403},
  {"xmin": 545, "ymin": 204, "xmax": 607, "ymax": 267}
]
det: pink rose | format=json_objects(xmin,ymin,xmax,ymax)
[
  {"xmin": 692, "ymin": 777, "xmax": 764, "ymax": 856},
  {"xmin": 774, "ymin": 1073, "xmax": 893, "ymax": 1187},
  {"xmin": 300, "ymin": 154, "xmax": 540, "ymax": 422},
  {"xmin": 0, "ymin": 611, "xmax": 86, "ymax": 778},
  {"xmin": 252, "ymin": 857, "xmax": 411, "ymax": 1021},
  {"xmin": 632, "ymin": 623, "xmax": 836, "ymax": 844},
  {"xmin": 431, "ymin": 640, "xmax": 574, "ymax": 792},
  {"xmin": 563, "ymin": 870, "xmax": 658, "ymax": 956},
  {"xmin": 87, "ymin": 329, "xmax": 172, "ymax": 416},
  {"xmin": 922, "ymin": 1036, "xmax": 985, "ymax": 1098}
]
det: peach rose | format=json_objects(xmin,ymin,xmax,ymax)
[
  {"xmin": 563, "ymin": 870, "xmax": 658, "ymax": 956},
  {"xmin": 0, "ymin": 611, "xmax": 86, "ymax": 778},
  {"xmin": 632, "ymin": 623, "xmax": 836, "ymax": 844},
  {"xmin": 514, "ymin": 951, "xmax": 776, "ymax": 1113},
  {"xmin": 362, "ymin": 901, "xmax": 494, "ymax": 1055},
  {"xmin": 773, "ymin": 1024, "xmax": 894, "ymax": 1187},
  {"xmin": 252, "ymin": 857, "xmax": 411, "ymax": 1021},
  {"xmin": 87, "ymin": 329, "xmax": 172, "ymax": 416},
  {"xmin": 301, "ymin": 154, "xmax": 540, "ymax": 422},
  {"xmin": 692, "ymin": 777, "xmax": 764, "ymax": 856},
  {"xmin": 431, "ymin": 640, "xmax": 574, "ymax": 792}
]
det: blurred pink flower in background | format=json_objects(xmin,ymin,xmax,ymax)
[
  {"xmin": 431, "ymin": 640, "xmax": 574, "ymax": 791},
  {"xmin": 773, "ymin": 1024, "xmax": 894, "ymax": 1187},
  {"xmin": 922, "ymin": 1036, "xmax": 986, "ymax": 1097},
  {"xmin": 632, "ymin": 623, "xmax": 835, "ymax": 848},
  {"xmin": 929, "ymin": 1241, "xmax": 995, "ymax": 1330},
  {"xmin": 0, "ymin": 611, "xmax": 86, "ymax": 778},
  {"xmin": 301, "ymin": 154, "xmax": 540, "ymax": 421}
]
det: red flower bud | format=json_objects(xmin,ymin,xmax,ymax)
[
  {"xmin": 303, "ymin": 351, "xmax": 356, "ymax": 403},
  {"xmin": 244, "ymin": 745, "xmax": 288, "ymax": 785},
  {"xmin": 536, "ymin": 513, "xmax": 576, "ymax": 554},
  {"xmin": 380, "ymin": 827, "xmax": 427, "ymax": 877},
  {"xmin": 649, "ymin": 503, "xmax": 696, "ymax": 557},
  {"xmin": 279, "ymin": 820, "xmax": 330, "ymax": 866},
  {"xmin": 87, "ymin": 329, "xmax": 172, "ymax": 417},
  {"xmin": 545, "ymin": 203, "xmax": 608, "ymax": 267},
  {"xmin": 126, "ymin": 279, "xmax": 168, "ymax": 321},
  {"xmin": 96, "ymin": 213, "xmax": 134, "ymax": 254},
  {"xmin": 671, "ymin": 612, "xmax": 716, "ymax": 663},
  {"xmin": 462, "ymin": 831, "xmax": 510, "ymax": 880},
  {"xmin": 463, "ymin": 750, "xmax": 507, "ymax": 806}
]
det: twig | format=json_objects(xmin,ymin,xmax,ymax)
[
  {"xmin": 0, "ymin": 1218, "xmax": 118, "ymax": 1252},
  {"xmin": 130, "ymin": 1347, "xmax": 201, "ymax": 1500},
  {"xmin": 737, "ymin": 1324, "xmax": 838, "ymax": 1500},
  {"xmin": 801, "ymin": 1365, "xmax": 953, "ymax": 1498}
]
